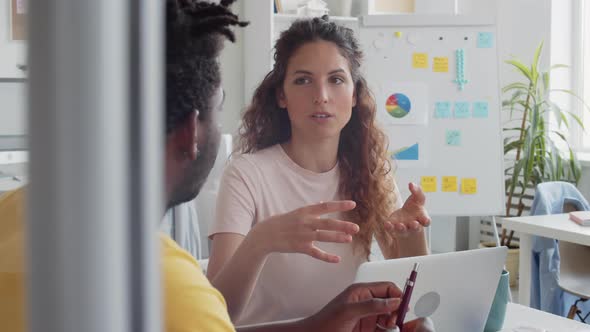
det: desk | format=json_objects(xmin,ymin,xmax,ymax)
[
  {"xmin": 238, "ymin": 303, "xmax": 589, "ymax": 331},
  {"xmin": 502, "ymin": 214, "xmax": 590, "ymax": 306},
  {"xmin": 502, "ymin": 302, "xmax": 589, "ymax": 331}
]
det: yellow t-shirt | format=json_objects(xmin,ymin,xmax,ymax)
[
  {"xmin": 0, "ymin": 187, "xmax": 235, "ymax": 332},
  {"xmin": 160, "ymin": 233, "xmax": 235, "ymax": 332}
]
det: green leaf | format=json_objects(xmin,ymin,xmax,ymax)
[
  {"xmin": 550, "ymin": 64, "xmax": 569, "ymax": 71},
  {"xmin": 506, "ymin": 59, "xmax": 533, "ymax": 82},
  {"xmin": 531, "ymin": 42, "xmax": 544, "ymax": 83}
]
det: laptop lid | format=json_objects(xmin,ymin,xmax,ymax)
[{"xmin": 354, "ymin": 246, "xmax": 508, "ymax": 332}]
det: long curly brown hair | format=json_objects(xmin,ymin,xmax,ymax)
[{"xmin": 237, "ymin": 16, "xmax": 397, "ymax": 259}]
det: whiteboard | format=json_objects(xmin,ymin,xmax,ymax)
[
  {"xmin": 359, "ymin": 15, "xmax": 504, "ymax": 216},
  {"xmin": 0, "ymin": 81, "xmax": 27, "ymax": 150}
]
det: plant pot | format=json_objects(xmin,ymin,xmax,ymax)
[{"xmin": 480, "ymin": 242, "xmax": 519, "ymax": 287}]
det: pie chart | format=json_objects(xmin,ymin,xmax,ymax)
[{"xmin": 385, "ymin": 93, "xmax": 411, "ymax": 118}]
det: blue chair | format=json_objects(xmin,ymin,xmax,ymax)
[{"xmin": 529, "ymin": 181, "xmax": 590, "ymax": 320}]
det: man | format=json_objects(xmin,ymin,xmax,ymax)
[{"xmin": 0, "ymin": 0, "xmax": 433, "ymax": 331}]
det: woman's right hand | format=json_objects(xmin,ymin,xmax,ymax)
[{"xmin": 249, "ymin": 200, "xmax": 359, "ymax": 263}]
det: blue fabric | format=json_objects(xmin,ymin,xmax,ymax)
[{"xmin": 529, "ymin": 181, "xmax": 590, "ymax": 319}]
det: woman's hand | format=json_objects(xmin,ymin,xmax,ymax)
[
  {"xmin": 386, "ymin": 183, "xmax": 431, "ymax": 236},
  {"xmin": 249, "ymin": 200, "xmax": 360, "ymax": 263}
]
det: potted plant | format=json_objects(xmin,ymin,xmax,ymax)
[{"xmin": 484, "ymin": 42, "xmax": 586, "ymax": 286}]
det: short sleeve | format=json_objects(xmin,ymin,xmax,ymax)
[
  {"xmin": 209, "ymin": 157, "xmax": 258, "ymax": 237},
  {"xmin": 161, "ymin": 235, "xmax": 235, "ymax": 332}
]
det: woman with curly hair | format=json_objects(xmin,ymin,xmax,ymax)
[{"xmin": 207, "ymin": 16, "xmax": 432, "ymax": 325}]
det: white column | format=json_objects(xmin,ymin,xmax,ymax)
[{"xmin": 26, "ymin": 0, "xmax": 163, "ymax": 331}]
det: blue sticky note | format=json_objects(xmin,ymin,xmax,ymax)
[
  {"xmin": 473, "ymin": 101, "xmax": 489, "ymax": 118},
  {"xmin": 477, "ymin": 32, "xmax": 494, "ymax": 48},
  {"xmin": 446, "ymin": 130, "xmax": 462, "ymax": 146},
  {"xmin": 454, "ymin": 102, "xmax": 470, "ymax": 118},
  {"xmin": 434, "ymin": 102, "xmax": 452, "ymax": 119}
]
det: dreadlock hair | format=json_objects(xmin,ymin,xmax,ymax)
[{"xmin": 165, "ymin": 0, "xmax": 248, "ymax": 134}]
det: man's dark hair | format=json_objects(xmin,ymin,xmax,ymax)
[{"xmin": 165, "ymin": 0, "xmax": 248, "ymax": 134}]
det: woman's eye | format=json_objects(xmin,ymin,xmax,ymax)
[
  {"xmin": 294, "ymin": 77, "xmax": 310, "ymax": 85},
  {"xmin": 331, "ymin": 77, "xmax": 345, "ymax": 84}
]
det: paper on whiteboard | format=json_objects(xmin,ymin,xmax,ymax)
[
  {"xmin": 386, "ymin": 126, "xmax": 429, "ymax": 169},
  {"xmin": 376, "ymin": 82, "xmax": 429, "ymax": 126}
]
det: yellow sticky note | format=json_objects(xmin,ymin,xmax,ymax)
[
  {"xmin": 442, "ymin": 176, "xmax": 458, "ymax": 192},
  {"xmin": 461, "ymin": 178, "xmax": 477, "ymax": 194},
  {"xmin": 413, "ymin": 53, "xmax": 428, "ymax": 69},
  {"xmin": 395, "ymin": 31, "xmax": 403, "ymax": 38},
  {"xmin": 433, "ymin": 57, "xmax": 449, "ymax": 72},
  {"xmin": 421, "ymin": 176, "xmax": 437, "ymax": 193}
]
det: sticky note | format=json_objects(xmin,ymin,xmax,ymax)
[
  {"xmin": 413, "ymin": 53, "xmax": 428, "ymax": 69},
  {"xmin": 473, "ymin": 101, "xmax": 489, "ymax": 118},
  {"xmin": 454, "ymin": 102, "xmax": 470, "ymax": 118},
  {"xmin": 442, "ymin": 176, "xmax": 458, "ymax": 192},
  {"xmin": 395, "ymin": 31, "xmax": 403, "ymax": 38},
  {"xmin": 433, "ymin": 57, "xmax": 449, "ymax": 72},
  {"xmin": 421, "ymin": 176, "xmax": 437, "ymax": 193},
  {"xmin": 477, "ymin": 32, "xmax": 494, "ymax": 48},
  {"xmin": 434, "ymin": 102, "xmax": 452, "ymax": 119},
  {"xmin": 445, "ymin": 130, "xmax": 461, "ymax": 146},
  {"xmin": 461, "ymin": 178, "xmax": 477, "ymax": 194}
]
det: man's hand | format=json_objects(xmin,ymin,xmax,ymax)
[{"xmin": 302, "ymin": 282, "xmax": 402, "ymax": 332}]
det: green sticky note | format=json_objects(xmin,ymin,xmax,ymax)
[
  {"xmin": 477, "ymin": 32, "xmax": 494, "ymax": 48},
  {"xmin": 454, "ymin": 102, "xmax": 470, "ymax": 118},
  {"xmin": 435, "ymin": 102, "xmax": 452, "ymax": 119},
  {"xmin": 446, "ymin": 130, "xmax": 462, "ymax": 146},
  {"xmin": 473, "ymin": 101, "xmax": 489, "ymax": 118}
]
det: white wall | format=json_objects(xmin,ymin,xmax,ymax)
[
  {"xmin": 0, "ymin": 0, "xmax": 27, "ymax": 78},
  {"xmin": 217, "ymin": 0, "xmax": 559, "ymax": 252},
  {"xmin": 0, "ymin": 81, "xmax": 26, "ymax": 136},
  {"xmin": 218, "ymin": 1, "xmax": 245, "ymax": 136},
  {"xmin": 219, "ymin": 0, "xmax": 554, "ymax": 133}
]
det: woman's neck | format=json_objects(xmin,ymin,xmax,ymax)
[{"xmin": 281, "ymin": 135, "xmax": 339, "ymax": 173}]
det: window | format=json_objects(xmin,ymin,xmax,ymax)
[
  {"xmin": 580, "ymin": 1, "xmax": 590, "ymax": 149},
  {"xmin": 572, "ymin": 1, "xmax": 590, "ymax": 151}
]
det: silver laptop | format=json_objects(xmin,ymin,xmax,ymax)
[{"xmin": 354, "ymin": 247, "xmax": 508, "ymax": 332}]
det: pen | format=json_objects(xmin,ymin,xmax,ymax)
[{"xmin": 396, "ymin": 262, "xmax": 419, "ymax": 330}]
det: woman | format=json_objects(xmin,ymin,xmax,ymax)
[{"xmin": 207, "ymin": 16, "xmax": 431, "ymax": 325}]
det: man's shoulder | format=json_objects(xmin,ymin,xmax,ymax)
[{"xmin": 159, "ymin": 233, "xmax": 235, "ymax": 332}]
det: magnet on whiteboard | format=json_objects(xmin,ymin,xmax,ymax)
[
  {"xmin": 407, "ymin": 32, "xmax": 420, "ymax": 45},
  {"xmin": 395, "ymin": 31, "xmax": 403, "ymax": 38},
  {"xmin": 373, "ymin": 38, "xmax": 386, "ymax": 50}
]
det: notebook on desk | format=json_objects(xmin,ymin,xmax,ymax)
[
  {"xmin": 569, "ymin": 211, "xmax": 590, "ymax": 227},
  {"xmin": 354, "ymin": 247, "xmax": 508, "ymax": 332}
]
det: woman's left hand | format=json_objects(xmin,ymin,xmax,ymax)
[{"xmin": 385, "ymin": 182, "xmax": 431, "ymax": 236}]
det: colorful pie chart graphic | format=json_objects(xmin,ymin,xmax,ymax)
[{"xmin": 385, "ymin": 93, "xmax": 412, "ymax": 118}]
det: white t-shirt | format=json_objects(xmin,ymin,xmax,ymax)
[{"xmin": 209, "ymin": 144, "xmax": 369, "ymax": 325}]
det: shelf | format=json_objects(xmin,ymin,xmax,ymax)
[{"xmin": 273, "ymin": 13, "xmax": 359, "ymax": 23}]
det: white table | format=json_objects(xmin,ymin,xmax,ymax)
[
  {"xmin": 240, "ymin": 303, "xmax": 589, "ymax": 331},
  {"xmin": 502, "ymin": 214, "xmax": 590, "ymax": 306},
  {"xmin": 502, "ymin": 302, "xmax": 589, "ymax": 331}
]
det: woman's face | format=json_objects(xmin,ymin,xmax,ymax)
[{"xmin": 278, "ymin": 40, "xmax": 356, "ymax": 142}]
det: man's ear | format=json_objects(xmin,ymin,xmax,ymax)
[
  {"xmin": 352, "ymin": 86, "xmax": 357, "ymax": 107},
  {"xmin": 173, "ymin": 111, "xmax": 198, "ymax": 161},
  {"xmin": 276, "ymin": 88, "xmax": 287, "ymax": 109}
]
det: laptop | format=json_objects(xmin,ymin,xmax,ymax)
[{"xmin": 354, "ymin": 246, "xmax": 508, "ymax": 332}]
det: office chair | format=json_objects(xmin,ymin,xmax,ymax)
[{"xmin": 560, "ymin": 202, "xmax": 590, "ymax": 322}]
